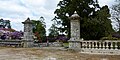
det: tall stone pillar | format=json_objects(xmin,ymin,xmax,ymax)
[
  {"xmin": 22, "ymin": 18, "xmax": 34, "ymax": 48},
  {"xmin": 69, "ymin": 11, "xmax": 81, "ymax": 49}
]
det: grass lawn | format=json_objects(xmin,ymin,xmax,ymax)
[{"xmin": 63, "ymin": 43, "xmax": 69, "ymax": 47}]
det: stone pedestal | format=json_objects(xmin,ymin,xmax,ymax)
[
  {"xmin": 22, "ymin": 41, "xmax": 33, "ymax": 47},
  {"xmin": 22, "ymin": 18, "xmax": 34, "ymax": 48},
  {"xmin": 69, "ymin": 11, "xmax": 81, "ymax": 49}
]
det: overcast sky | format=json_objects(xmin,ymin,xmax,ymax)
[{"xmin": 0, "ymin": 0, "xmax": 115, "ymax": 35}]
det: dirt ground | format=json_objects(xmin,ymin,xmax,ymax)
[{"xmin": 0, "ymin": 47, "xmax": 119, "ymax": 60}]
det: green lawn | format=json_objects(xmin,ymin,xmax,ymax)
[{"xmin": 63, "ymin": 43, "xmax": 69, "ymax": 47}]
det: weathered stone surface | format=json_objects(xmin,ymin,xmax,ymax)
[
  {"xmin": 22, "ymin": 18, "xmax": 34, "ymax": 48},
  {"xmin": 68, "ymin": 11, "xmax": 120, "ymax": 56},
  {"xmin": 69, "ymin": 11, "xmax": 81, "ymax": 48}
]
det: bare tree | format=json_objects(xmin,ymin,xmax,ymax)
[{"xmin": 111, "ymin": 0, "xmax": 120, "ymax": 32}]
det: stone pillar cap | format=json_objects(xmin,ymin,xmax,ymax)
[
  {"xmin": 71, "ymin": 11, "xmax": 80, "ymax": 17},
  {"xmin": 69, "ymin": 11, "xmax": 80, "ymax": 20},
  {"xmin": 22, "ymin": 17, "xmax": 33, "ymax": 24}
]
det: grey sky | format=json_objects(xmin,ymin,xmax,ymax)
[{"xmin": 0, "ymin": 0, "xmax": 116, "ymax": 35}]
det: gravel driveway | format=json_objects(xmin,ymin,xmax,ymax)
[{"xmin": 0, "ymin": 47, "xmax": 119, "ymax": 60}]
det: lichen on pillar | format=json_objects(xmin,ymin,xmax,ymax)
[
  {"xmin": 69, "ymin": 11, "xmax": 81, "ymax": 49},
  {"xmin": 22, "ymin": 17, "xmax": 34, "ymax": 48}
]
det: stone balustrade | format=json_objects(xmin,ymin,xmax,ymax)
[
  {"xmin": 69, "ymin": 40, "xmax": 120, "ymax": 55},
  {"xmin": 68, "ymin": 11, "xmax": 120, "ymax": 55},
  {"xmin": 80, "ymin": 40, "xmax": 120, "ymax": 50},
  {"xmin": 69, "ymin": 40, "xmax": 120, "ymax": 50},
  {"xmin": 0, "ymin": 40, "xmax": 23, "ymax": 47}
]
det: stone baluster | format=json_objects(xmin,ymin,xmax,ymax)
[
  {"xmin": 93, "ymin": 42, "xmax": 94, "ymax": 49},
  {"xmin": 95, "ymin": 42, "xmax": 98, "ymax": 49},
  {"xmin": 102, "ymin": 42, "xmax": 105, "ymax": 49},
  {"xmin": 92, "ymin": 42, "xmax": 94, "ymax": 49},
  {"xmin": 88, "ymin": 42, "xmax": 91, "ymax": 49},
  {"xmin": 99, "ymin": 42, "xmax": 101, "ymax": 49},
  {"xmin": 106, "ymin": 42, "xmax": 109, "ymax": 49}
]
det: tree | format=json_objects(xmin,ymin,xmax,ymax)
[
  {"xmin": 0, "ymin": 19, "xmax": 11, "ymax": 28},
  {"xmin": 112, "ymin": 0, "xmax": 120, "ymax": 32},
  {"xmin": 32, "ymin": 17, "xmax": 46, "ymax": 42},
  {"xmin": 54, "ymin": 0, "xmax": 99, "ymax": 38},
  {"xmin": 48, "ymin": 18, "xmax": 59, "ymax": 42},
  {"xmin": 81, "ymin": 6, "xmax": 113, "ymax": 39},
  {"xmin": 49, "ymin": 24, "xmax": 59, "ymax": 37},
  {"xmin": 54, "ymin": 0, "xmax": 113, "ymax": 40}
]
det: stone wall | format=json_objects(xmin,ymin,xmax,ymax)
[{"xmin": 0, "ymin": 40, "xmax": 22, "ymax": 47}]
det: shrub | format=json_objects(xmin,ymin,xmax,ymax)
[{"xmin": 101, "ymin": 37, "xmax": 118, "ymax": 40}]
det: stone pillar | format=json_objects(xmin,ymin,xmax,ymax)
[
  {"xmin": 22, "ymin": 18, "xmax": 34, "ymax": 48},
  {"xmin": 70, "ymin": 12, "xmax": 80, "ymax": 40},
  {"xmin": 69, "ymin": 11, "xmax": 81, "ymax": 49}
]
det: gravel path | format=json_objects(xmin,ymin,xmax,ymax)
[{"xmin": 0, "ymin": 47, "xmax": 119, "ymax": 60}]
